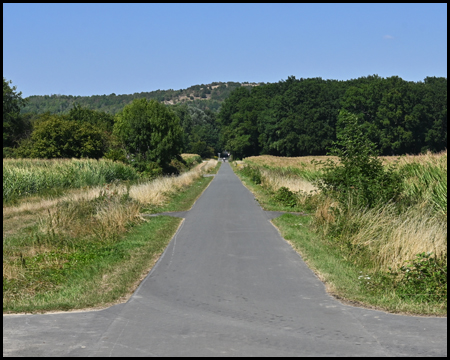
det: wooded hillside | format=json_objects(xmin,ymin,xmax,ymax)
[{"xmin": 21, "ymin": 81, "xmax": 264, "ymax": 115}]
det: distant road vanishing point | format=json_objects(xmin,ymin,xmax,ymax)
[{"xmin": 3, "ymin": 162, "xmax": 447, "ymax": 357}]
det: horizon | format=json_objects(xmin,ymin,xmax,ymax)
[{"xmin": 19, "ymin": 74, "xmax": 447, "ymax": 99}]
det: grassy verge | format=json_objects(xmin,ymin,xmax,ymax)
[
  {"xmin": 3, "ymin": 216, "xmax": 182, "ymax": 313},
  {"xmin": 3, "ymin": 160, "xmax": 220, "ymax": 314},
  {"xmin": 232, "ymin": 160, "xmax": 446, "ymax": 316},
  {"xmin": 272, "ymin": 214, "xmax": 446, "ymax": 316}
]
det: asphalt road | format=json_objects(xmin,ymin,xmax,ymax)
[{"xmin": 3, "ymin": 162, "xmax": 447, "ymax": 357}]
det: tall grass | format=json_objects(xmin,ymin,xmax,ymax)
[
  {"xmin": 3, "ymin": 158, "xmax": 139, "ymax": 203},
  {"xmin": 400, "ymin": 157, "xmax": 447, "ymax": 215},
  {"xmin": 315, "ymin": 200, "xmax": 447, "ymax": 271}
]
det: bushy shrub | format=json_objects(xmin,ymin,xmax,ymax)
[
  {"xmin": 3, "ymin": 147, "xmax": 18, "ymax": 159},
  {"xmin": 389, "ymin": 252, "xmax": 447, "ymax": 303},
  {"xmin": 18, "ymin": 116, "xmax": 107, "ymax": 159},
  {"xmin": 314, "ymin": 110, "xmax": 403, "ymax": 210},
  {"xmin": 273, "ymin": 187, "xmax": 297, "ymax": 207},
  {"xmin": 241, "ymin": 165, "xmax": 262, "ymax": 184},
  {"xmin": 183, "ymin": 154, "xmax": 202, "ymax": 168}
]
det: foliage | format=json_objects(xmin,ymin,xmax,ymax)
[
  {"xmin": 67, "ymin": 103, "xmax": 115, "ymax": 132},
  {"xmin": 219, "ymin": 75, "xmax": 447, "ymax": 158},
  {"xmin": 113, "ymin": 99, "xmax": 183, "ymax": 170},
  {"xmin": 3, "ymin": 77, "xmax": 30, "ymax": 148},
  {"xmin": 273, "ymin": 186, "xmax": 297, "ymax": 207},
  {"xmin": 11, "ymin": 76, "xmax": 447, "ymax": 162},
  {"xmin": 16, "ymin": 114, "xmax": 107, "ymax": 159},
  {"xmin": 20, "ymin": 81, "xmax": 251, "ymax": 116},
  {"xmin": 240, "ymin": 165, "xmax": 262, "ymax": 184},
  {"xmin": 314, "ymin": 110, "xmax": 403, "ymax": 209},
  {"xmin": 389, "ymin": 253, "xmax": 447, "ymax": 303},
  {"xmin": 181, "ymin": 154, "xmax": 202, "ymax": 168},
  {"xmin": 172, "ymin": 104, "xmax": 219, "ymax": 157}
]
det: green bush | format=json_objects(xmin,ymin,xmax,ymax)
[
  {"xmin": 390, "ymin": 253, "xmax": 447, "ymax": 303},
  {"xmin": 18, "ymin": 115, "xmax": 107, "ymax": 159},
  {"xmin": 314, "ymin": 110, "xmax": 403, "ymax": 210},
  {"xmin": 273, "ymin": 187, "xmax": 297, "ymax": 207},
  {"xmin": 3, "ymin": 147, "xmax": 18, "ymax": 159},
  {"xmin": 183, "ymin": 155, "xmax": 202, "ymax": 168},
  {"xmin": 241, "ymin": 165, "xmax": 262, "ymax": 184}
]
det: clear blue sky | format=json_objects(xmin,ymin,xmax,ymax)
[{"xmin": 3, "ymin": 3, "xmax": 447, "ymax": 98}]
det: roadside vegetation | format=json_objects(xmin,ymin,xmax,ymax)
[
  {"xmin": 3, "ymin": 157, "xmax": 219, "ymax": 313},
  {"xmin": 233, "ymin": 113, "xmax": 446, "ymax": 316}
]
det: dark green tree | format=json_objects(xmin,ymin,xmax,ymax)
[
  {"xmin": 3, "ymin": 77, "xmax": 29, "ymax": 148},
  {"xmin": 67, "ymin": 103, "xmax": 115, "ymax": 132},
  {"xmin": 113, "ymin": 99, "xmax": 183, "ymax": 169},
  {"xmin": 18, "ymin": 114, "xmax": 106, "ymax": 159},
  {"xmin": 422, "ymin": 76, "xmax": 447, "ymax": 152}
]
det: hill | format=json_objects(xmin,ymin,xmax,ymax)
[{"xmin": 21, "ymin": 81, "xmax": 264, "ymax": 115}]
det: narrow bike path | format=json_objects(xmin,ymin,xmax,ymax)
[{"xmin": 3, "ymin": 163, "xmax": 447, "ymax": 356}]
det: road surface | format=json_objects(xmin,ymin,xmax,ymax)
[{"xmin": 3, "ymin": 162, "xmax": 447, "ymax": 356}]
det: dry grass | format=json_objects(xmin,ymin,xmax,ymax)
[
  {"xmin": 244, "ymin": 154, "xmax": 337, "ymax": 171},
  {"xmin": 314, "ymin": 196, "xmax": 338, "ymax": 225},
  {"xmin": 4, "ymin": 160, "xmax": 217, "ymax": 215},
  {"xmin": 260, "ymin": 168, "xmax": 317, "ymax": 194},
  {"xmin": 129, "ymin": 159, "xmax": 217, "ymax": 205},
  {"xmin": 347, "ymin": 202, "xmax": 447, "ymax": 271},
  {"xmin": 4, "ymin": 160, "xmax": 218, "ymax": 242},
  {"xmin": 181, "ymin": 153, "xmax": 201, "ymax": 159},
  {"xmin": 3, "ymin": 185, "xmax": 120, "ymax": 217},
  {"xmin": 380, "ymin": 150, "xmax": 447, "ymax": 166},
  {"xmin": 3, "ymin": 262, "xmax": 26, "ymax": 281}
]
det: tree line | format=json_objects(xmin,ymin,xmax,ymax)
[
  {"xmin": 4, "ymin": 74, "xmax": 447, "ymax": 172},
  {"xmin": 218, "ymin": 75, "xmax": 447, "ymax": 159}
]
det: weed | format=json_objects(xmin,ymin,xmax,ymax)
[
  {"xmin": 273, "ymin": 187, "xmax": 297, "ymax": 208},
  {"xmin": 240, "ymin": 165, "xmax": 262, "ymax": 184},
  {"xmin": 389, "ymin": 253, "xmax": 447, "ymax": 303}
]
